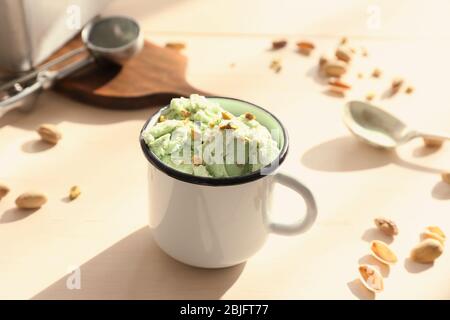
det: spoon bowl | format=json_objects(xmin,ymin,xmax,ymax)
[
  {"xmin": 343, "ymin": 101, "xmax": 417, "ymax": 149},
  {"xmin": 82, "ymin": 15, "xmax": 143, "ymax": 65}
]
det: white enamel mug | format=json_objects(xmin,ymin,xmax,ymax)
[{"xmin": 140, "ymin": 97, "xmax": 317, "ymax": 268}]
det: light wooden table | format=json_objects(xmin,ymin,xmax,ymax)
[{"xmin": 1, "ymin": 0, "xmax": 449, "ymax": 299}]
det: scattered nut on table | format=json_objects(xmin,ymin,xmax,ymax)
[
  {"xmin": 366, "ymin": 92, "xmax": 376, "ymax": 101},
  {"xmin": 165, "ymin": 42, "xmax": 186, "ymax": 51},
  {"xmin": 425, "ymin": 226, "xmax": 446, "ymax": 241},
  {"xmin": 69, "ymin": 186, "xmax": 81, "ymax": 201},
  {"xmin": 410, "ymin": 238, "xmax": 444, "ymax": 264},
  {"xmin": 37, "ymin": 124, "xmax": 62, "ymax": 145},
  {"xmin": 358, "ymin": 264, "xmax": 384, "ymax": 293},
  {"xmin": 335, "ymin": 46, "xmax": 353, "ymax": 63},
  {"xmin": 374, "ymin": 217, "xmax": 398, "ymax": 236},
  {"xmin": 421, "ymin": 231, "xmax": 445, "ymax": 245},
  {"xmin": 296, "ymin": 41, "xmax": 315, "ymax": 55},
  {"xmin": 340, "ymin": 37, "xmax": 348, "ymax": 45},
  {"xmin": 370, "ymin": 240, "xmax": 398, "ymax": 265},
  {"xmin": 0, "ymin": 183, "xmax": 10, "ymax": 200},
  {"xmin": 405, "ymin": 86, "xmax": 414, "ymax": 94},
  {"xmin": 269, "ymin": 58, "xmax": 282, "ymax": 73},
  {"xmin": 328, "ymin": 79, "xmax": 351, "ymax": 96},
  {"xmin": 361, "ymin": 47, "xmax": 368, "ymax": 57},
  {"xmin": 391, "ymin": 77, "xmax": 404, "ymax": 95},
  {"xmin": 441, "ymin": 172, "xmax": 450, "ymax": 184},
  {"xmin": 423, "ymin": 137, "xmax": 443, "ymax": 148},
  {"xmin": 272, "ymin": 39, "xmax": 287, "ymax": 50},
  {"xmin": 323, "ymin": 60, "xmax": 347, "ymax": 77},
  {"xmin": 372, "ymin": 68, "xmax": 382, "ymax": 78},
  {"xmin": 15, "ymin": 191, "xmax": 47, "ymax": 209},
  {"xmin": 318, "ymin": 55, "xmax": 329, "ymax": 70}
]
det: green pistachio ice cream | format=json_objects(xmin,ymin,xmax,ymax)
[{"xmin": 142, "ymin": 95, "xmax": 280, "ymax": 178}]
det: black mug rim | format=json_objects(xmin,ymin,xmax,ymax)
[{"xmin": 139, "ymin": 96, "xmax": 289, "ymax": 186}]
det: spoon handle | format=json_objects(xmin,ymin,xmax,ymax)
[{"xmin": 419, "ymin": 132, "xmax": 450, "ymax": 142}]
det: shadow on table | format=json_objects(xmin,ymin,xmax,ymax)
[
  {"xmin": 301, "ymin": 136, "xmax": 442, "ymax": 174},
  {"xmin": 404, "ymin": 257, "xmax": 433, "ymax": 274},
  {"xmin": 361, "ymin": 228, "xmax": 394, "ymax": 244},
  {"xmin": 346, "ymin": 279, "xmax": 375, "ymax": 300},
  {"xmin": 432, "ymin": 181, "xmax": 450, "ymax": 200},
  {"xmin": 412, "ymin": 145, "xmax": 442, "ymax": 158},
  {"xmin": 0, "ymin": 208, "xmax": 37, "ymax": 223},
  {"xmin": 32, "ymin": 227, "xmax": 245, "ymax": 299},
  {"xmin": 0, "ymin": 90, "xmax": 161, "ymax": 132}
]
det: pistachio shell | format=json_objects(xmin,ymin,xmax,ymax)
[
  {"xmin": 421, "ymin": 231, "xmax": 445, "ymax": 245},
  {"xmin": 370, "ymin": 240, "xmax": 398, "ymax": 265},
  {"xmin": 37, "ymin": 124, "xmax": 62, "ymax": 144},
  {"xmin": 410, "ymin": 239, "xmax": 444, "ymax": 263},
  {"xmin": 425, "ymin": 226, "xmax": 446, "ymax": 241},
  {"xmin": 323, "ymin": 60, "xmax": 347, "ymax": 77},
  {"xmin": 335, "ymin": 46, "xmax": 353, "ymax": 63},
  {"xmin": 358, "ymin": 264, "xmax": 384, "ymax": 293},
  {"xmin": 0, "ymin": 183, "xmax": 10, "ymax": 200},
  {"xmin": 69, "ymin": 186, "xmax": 81, "ymax": 201},
  {"xmin": 15, "ymin": 191, "xmax": 47, "ymax": 209},
  {"xmin": 374, "ymin": 217, "xmax": 398, "ymax": 236}
]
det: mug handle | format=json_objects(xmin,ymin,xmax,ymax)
[{"xmin": 267, "ymin": 171, "xmax": 317, "ymax": 235}]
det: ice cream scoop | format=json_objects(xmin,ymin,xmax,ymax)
[{"xmin": 0, "ymin": 16, "xmax": 143, "ymax": 118}]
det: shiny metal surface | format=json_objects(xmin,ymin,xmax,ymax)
[{"xmin": 0, "ymin": 0, "xmax": 111, "ymax": 74}]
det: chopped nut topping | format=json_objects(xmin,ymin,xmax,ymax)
[
  {"xmin": 192, "ymin": 155, "xmax": 203, "ymax": 166},
  {"xmin": 191, "ymin": 128, "xmax": 201, "ymax": 140},
  {"xmin": 180, "ymin": 109, "xmax": 191, "ymax": 118},
  {"xmin": 244, "ymin": 112, "xmax": 256, "ymax": 120},
  {"xmin": 220, "ymin": 123, "xmax": 238, "ymax": 130},
  {"xmin": 221, "ymin": 111, "xmax": 233, "ymax": 120}
]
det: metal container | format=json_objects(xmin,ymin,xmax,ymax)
[{"xmin": 0, "ymin": 0, "xmax": 111, "ymax": 78}]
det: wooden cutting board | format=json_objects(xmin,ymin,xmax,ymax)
[{"xmin": 48, "ymin": 36, "xmax": 209, "ymax": 109}]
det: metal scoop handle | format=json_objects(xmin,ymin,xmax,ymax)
[{"xmin": 0, "ymin": 48, "xmax": 94, "ymax": 118}]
